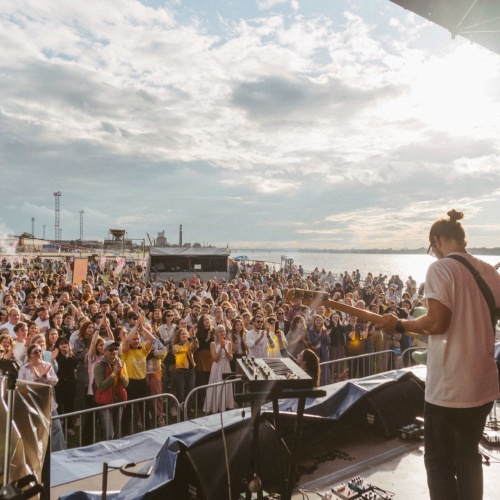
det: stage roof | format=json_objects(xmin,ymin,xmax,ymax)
[{"xmin": 389, "ymin": 0, "xmax": 500, "ymax": 55}]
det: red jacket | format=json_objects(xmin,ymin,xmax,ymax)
[{"xmin": 93, "ymin": 359, "xmax": 129, "ymax": 405}]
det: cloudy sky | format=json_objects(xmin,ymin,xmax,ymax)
[{"xmin": 1, "ymin": 0, "xmax": 500, "ymax": 250}]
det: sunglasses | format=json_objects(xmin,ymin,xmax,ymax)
[
  {"xmin": 0, "ymin": 349, "xmax": 5, "ymax": 354},
  {"xmin": 31, "ymin": 349, "xmax": 42, "ymax": 355}
]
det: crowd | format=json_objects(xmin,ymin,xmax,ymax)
[{"xmin": 0, "ymin": 256, "xmax": 427, "ymax": 448}]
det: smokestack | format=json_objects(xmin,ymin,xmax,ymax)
[{"xmin": 179, "ymin": 224, "xmax": 183, "ymax": 246}]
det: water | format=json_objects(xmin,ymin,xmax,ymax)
[{"xmin": 230, "ymin": 251, "xmax": 500, "ymax": 286}]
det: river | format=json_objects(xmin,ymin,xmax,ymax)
[{"xmin": 230, "ymin": 251, "xmax": 500, "ymax": 286}]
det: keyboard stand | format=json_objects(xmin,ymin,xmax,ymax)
[{"xmin": 234, "ymin": 388, "xmax": 326, "ymax": 500}]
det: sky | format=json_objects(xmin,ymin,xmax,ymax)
[{"xmin": 1, "ymin": 0, "xmax": 500, "ymax": 250}]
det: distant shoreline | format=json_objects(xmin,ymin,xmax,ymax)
[
  {"xmin": 3, "ymin": 247, "xmax": 500, "ymax": 258},
  {"xmin": 230, "ymin": 248, "xmax": 500, "ymax": 256}
]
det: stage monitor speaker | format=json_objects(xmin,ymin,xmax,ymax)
[
  {"xmin": 162, "ymin": 419, "xmax": 291, "ymax": 500},
  {"xmin": 352, "ymin": 373, "xmax": 425, "ymax": 438}
]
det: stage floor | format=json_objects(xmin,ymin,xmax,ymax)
[
  {"xmin": 51, "ymin": 395, "xmax": 500, "ymax": 499},
  {"xmin": 293, "ymin": 400, "xmax": 500, "ymax": 499}
]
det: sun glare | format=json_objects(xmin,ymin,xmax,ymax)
[{"xmin": 409, "ymin": 45, "xmax": 499, "ymax": 134}]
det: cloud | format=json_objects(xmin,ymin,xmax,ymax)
[
  {"xmin": 257, "ymin": 0, "xmax": 290, "ymax": 10},
  {"xmin": 451, "ymin": 155, "xmax": 500, "ymax": 175},
  {"xmin": 0, "ymin": 1, "xmax": 499, "ymax": 249}
]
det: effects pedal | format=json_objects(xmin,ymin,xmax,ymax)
[
  {"xmin": 331, "ymin": 476, "xmax": 394, "ymax": 499},
  {"xmin": 398, "ymin": 417, "xmax": 424, "ymax": 441}
]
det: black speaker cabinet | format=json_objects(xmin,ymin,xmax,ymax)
[
  {"xmin": 351, "ymin": 373, "xmax": 425, "ymax": 438},
  {"xmin": 161, "ymin": 419, "xmax": 291, "ymax": 499}
]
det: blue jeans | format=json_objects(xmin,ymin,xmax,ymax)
[
  {"xmin": 424, "ymin": 401, "xmax": 493, "ymax": 500},
  {"xmin": 99, "ymin": 406, "xmax": 123, "ymax": 440},
  {"xmin": 173, "ymin": 368, "xmax": 195, "ymax": 403}
]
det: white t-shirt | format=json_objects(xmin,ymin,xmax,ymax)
[
  {"xmin": 35, "ymin": 317, "xmax": 51, "ymax": 332},
  {"xmin": 246, "ymin": 329, "xmax": 275, "ymax": 358},
  {"xmin": 424, "ymin": 252, "xmax": 500, "ymax": 408},
  {"xmin": 14, "ymin": 340, "xmax": 27, "ymax": 365},
  {"xmin": 1, "ymin": 322, "xmax": 17, "ymax": 339}
]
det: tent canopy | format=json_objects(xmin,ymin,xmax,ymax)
[
  {"xmin": 149, "ymin": 247, "xmax": 229, "ymax": 257},
  {"xmin": 390, "ymin": 0, "xmax": 500, "ymax": 55},
  {"xmin": 148, "ymin": 247, "xmax": 229, "ymax": 278}
]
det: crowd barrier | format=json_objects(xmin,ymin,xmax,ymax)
[
  {"xmin": 319, "ymin": 347, "xmax": 425, "ymax": 381},
  {"xmin": 183, "ymin": 378, "xmax": 241, "ymax": 421},
  {"xmin": 54, "ymin": 393, "xmax": 181, "ymax": 448},
  {"xmin": 55, "ymin": 347, "xmax": 427, "ymax": 447}
]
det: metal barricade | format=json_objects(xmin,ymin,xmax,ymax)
[
  {"xmin": 320, "ymin": 350, "xmax": 398, "ymax": 383},
  {"xmin": 183, "ymin": 378, "xmax": 240, "ymax": 421},
  {"xmin": 402, "ymin": 346, "xmax": 426, "ymax": 367},
  {"xmin": 54, "ymin": 392, "xmax": 181, "ymax": 448}
]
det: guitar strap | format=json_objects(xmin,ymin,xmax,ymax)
[{"xmin": 447, "ymin": 254, "xmax": 499, "ymax": 336}]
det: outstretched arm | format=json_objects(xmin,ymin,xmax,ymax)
[{"xmin": 376, "ymin": 299, "xmax": 451, "ymax": 336}]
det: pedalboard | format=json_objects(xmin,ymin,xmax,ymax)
[
  {"xmin": 326, "ymin": 476, "xmax": 394, "ymax": 499},
  {"xmin": 481, "ymin": 429, "xmax": 500, "ymax": 448}
]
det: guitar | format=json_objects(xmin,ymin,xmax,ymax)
[{"xmin": 286, "ymin": 288, "xmax": 420, "ymax": 338}]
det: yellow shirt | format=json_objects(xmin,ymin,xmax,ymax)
[
  {"xmin": 172, "ymin": 340, "xmax": 198, "ymax": 369},
  {"xmin": 121, "ymin": 344, "xmax": 150, "ymax": 380}
]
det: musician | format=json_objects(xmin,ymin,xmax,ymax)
[
  {"xmin": 377, "ymin": 209, "xmax": 500, "ymax": 500},
  {"xmin": 275, "ymin": 330, "xmax": 320, "ymax": 388},
  {"xmin": 296, "ymin": 349, "xmax": 320, "ymax": 388}
]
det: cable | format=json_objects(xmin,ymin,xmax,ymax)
[
  {"xmin": 479, "ymin": 445, "xmax": 500, "ymax": 464},
  {"xmin": 220, "ymin": 376, "xmax": 238, "ymax": 500}
]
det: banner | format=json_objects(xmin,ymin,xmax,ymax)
[
  {"xmin": 73, "ymin": 258, "xmax": 88, "ymax": 285},
  {"xmin": 113, "ymin": 257, "xmax": 126, "ymax": 276}
]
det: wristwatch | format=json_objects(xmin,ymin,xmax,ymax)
[{"xmin": 395, "ymin": 320, "xmax": 406, "ymax": 334}]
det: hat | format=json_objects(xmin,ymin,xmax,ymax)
[
  {"xmin": 109, "ymin": 289, "xmax": 119, "ymax": 296},
  {"xmin": 103, "ymin": 340, "xmax": 120, "ymax": 350}
]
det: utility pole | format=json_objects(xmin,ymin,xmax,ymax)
[
  {"xmin": 79, "ymin": 210, "xmax": 84, "ymax": 256},
  {"xmin": 54, "ymin": 191, "xmax": 61, "ymax": 241},
  {"xmin": 79, "ymin": 210, "xmax": 84, "ymax": 243}
]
